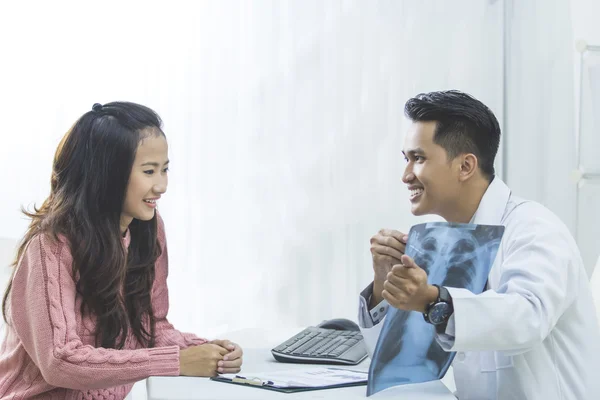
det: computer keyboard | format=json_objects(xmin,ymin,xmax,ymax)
[{"xmin": 271, "ymin": 327, "xmax": 368, "ymax": 365}]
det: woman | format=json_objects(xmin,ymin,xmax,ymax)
[{"xmin": 0, "ymin": 102, "xmax": 243, "ymax": 399}]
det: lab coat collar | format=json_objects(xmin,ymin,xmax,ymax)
[{"xmin": 469, "ymin": 177, "xmax": 511, "ymax": 225}]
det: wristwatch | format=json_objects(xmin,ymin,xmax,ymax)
[{"xmin": 423, "ymin": 285, "xmax": 453, "ymax": 326}]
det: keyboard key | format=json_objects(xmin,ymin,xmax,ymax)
[
  {"xmin": 305, "ymin": 337, "xmax": 334, "ymax": 354},
  {"xmin": 284, "ymin": 332, "xmax": 319, "ymax": 353}
]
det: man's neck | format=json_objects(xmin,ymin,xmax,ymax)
[{"xmin": 443, "ymin": 177, "xmax": 492, "ymax": 224}]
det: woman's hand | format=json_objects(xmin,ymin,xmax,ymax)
[
  {"xmin": 209, "ymin": 339, "xmax": 243, "ymax": 374},
  {"xmin": 179, "ymin": 343, "xmax": 229, "ymax": 377}
]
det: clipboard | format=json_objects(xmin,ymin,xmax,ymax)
[{"xmin": 210, "ymin": 367, "xmax": 368, "ymax": 393}]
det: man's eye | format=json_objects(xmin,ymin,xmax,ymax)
[
  {"xmin": 163, "ymin": 167, "xmax": 169, "ymax": 173},
  {"xmin": 415, "ymin": 156, "xmax": 424, "ymax": 162},
  {"xmin": 144, "ymin": 170, "xmax": 154, "ymax": 175}
]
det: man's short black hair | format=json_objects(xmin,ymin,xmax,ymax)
[{"xmin": 404, "ymin": 90, "xmax": 501, "ymax": 181}]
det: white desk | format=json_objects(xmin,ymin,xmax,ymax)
[{"xmin": 147, "ymin": 328, "xmax": 456, "ymax": 400}]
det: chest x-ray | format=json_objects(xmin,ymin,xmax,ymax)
[{"xmin": 367, "ymin": 222, "xmax": 505, "ymax": 396}]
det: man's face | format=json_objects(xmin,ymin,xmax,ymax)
[{"xmin": 402, "ymin": 121, "xmax": 462, "ymax": 219}]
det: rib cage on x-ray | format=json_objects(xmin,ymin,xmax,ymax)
[{"xmin": 367, "ymin": 223, "xmax": 505, "ymax": 396}]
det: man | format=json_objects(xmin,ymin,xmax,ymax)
[{"xmin": 358, "ymin": 90, "xmax": 600, "ymax": 399}]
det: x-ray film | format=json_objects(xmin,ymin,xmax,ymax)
[{"xmin": 367, "ymin": 222, "xmax": 505, "ymax": 396}]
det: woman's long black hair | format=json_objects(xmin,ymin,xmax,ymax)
[{"xmin": 3, "ymin": 102, "xmax": 165, "ymax": 349}]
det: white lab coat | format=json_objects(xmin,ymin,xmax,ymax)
[{"xmin": 359, "ymin": 178, "xmax": 600, "ymax": 400}]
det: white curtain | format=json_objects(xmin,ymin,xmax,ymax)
[
  {"xmin": 160, "ymin": 1, "xmax": 504, "ymax": 333},
  {"xmin": 0, "ymin": 1, "xmax": 504, "ymax": 335},
  {"xmin": 504, "ymin": 0, "xmax": 600, "ymax": 274},
  {"xmin": 575, "ymin": 48, "xmax": 600, "ymax": 276},
  {"xmin": 571, "ymin": 0, "xmax": 600, "ymax": 275},
  {"xmin": 504, "ymin": 0, "xmax": 576, "ymax": 236}
]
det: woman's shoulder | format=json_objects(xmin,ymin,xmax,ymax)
[
  {"xmin": 155, "ymin": 210, "xmax": 167, "ymax": 243},
  {"xmin": 21, "ymin": 231, "xmax": 74, "ymax": 272},
  {"xmin": 25, "ymin": 230, "xmax": 69, "ymax": 254},
  {"xmin": 156, "ymin": 210, "xmax": 164, "ymax": 227}
]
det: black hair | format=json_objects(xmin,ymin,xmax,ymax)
[
  {"xmin": 3, "ymin": 102, "xmax": 165, "ymax": 349},
  {"xmin": 404, "ymin": 90, "xmax": 501, "ymax": 181}
]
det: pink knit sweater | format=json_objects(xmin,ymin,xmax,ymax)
[{"xmin": 0, "ymin": 215, "xmax": 206, "ymax": 399}]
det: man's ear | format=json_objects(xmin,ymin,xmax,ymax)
[{"xmin": 458, "ymin": 153, "xmax": 478, "ymax": 182}]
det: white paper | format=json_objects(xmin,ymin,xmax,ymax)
[{"xmin": 221, "ymin": 367, "xmax": 368, "ymax": 388}]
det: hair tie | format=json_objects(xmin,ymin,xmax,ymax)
[{"xmin": 92, "ymin": 103, "xmax": 103, "ymax": 112}]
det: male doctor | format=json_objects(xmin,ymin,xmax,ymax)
[{"xmin": 358, "ymin": 90, "xmax": 600, "ymax": 399}]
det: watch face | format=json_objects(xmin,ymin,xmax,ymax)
[{"xmin": 428, "ymin": 303, "xmax": 452, "ymax": 325}]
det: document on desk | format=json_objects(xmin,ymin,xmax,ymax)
[{"xmin": 210, "ymin": 367, "xmax": 368, "ymax": 393}]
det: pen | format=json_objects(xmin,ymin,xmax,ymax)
[{"xmin": 232, "ymin": 376, "xmax": 274, "ymax": 386}]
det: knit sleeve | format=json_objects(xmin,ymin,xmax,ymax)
[
  {"xmin": 152, "ymin": 213, "xmax": 207, "ymax": 349},
  {"xmin": 9, "ymin": 234, "xmax": 181, "ymax": 391}
]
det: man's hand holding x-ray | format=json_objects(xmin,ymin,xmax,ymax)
[
  {"xmin": 369, "ymin": 229, "xmax": 408, "ymax": 308},
  {"xmin": 382, "ymin": 255, "xmax": 440, "ymax": 313}
]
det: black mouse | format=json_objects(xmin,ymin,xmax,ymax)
[{"xmin": 317, "ymin": 318, "xmax": 360, "ymax": 331}]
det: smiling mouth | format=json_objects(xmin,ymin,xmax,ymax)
[{"xmin": 409, "ymin": 188, "xmax": 424, "ymax": 201}]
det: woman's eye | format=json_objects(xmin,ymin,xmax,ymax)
[
  {"xmin": 144, "ymin": 170, "xmax": 155, "ymax": 175},
  {"xmin": 415, "ymin": 156, "xmax": 424, "ymax": 162},
  {"xmin": 163, "ymin": 167, "xmax": 169, "ymax": 173}
]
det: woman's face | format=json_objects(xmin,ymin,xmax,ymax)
[{"xmin": 120, "ymin": 131, "xmax": 169, "ymax": 232}]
